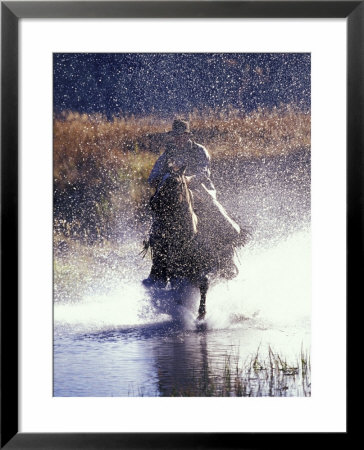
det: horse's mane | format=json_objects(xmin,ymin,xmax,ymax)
[
  {"xmin": 152, "ymin": 171, "xmax": 198, "ymax": 236},
  {"xmin": 178, "ymin": 173, "xmax": 198, "ymax": 235}
]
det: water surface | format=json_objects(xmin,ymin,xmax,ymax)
[{"xmin": 54, "ymin": 155, "xmax": 311, "ymax": 397}]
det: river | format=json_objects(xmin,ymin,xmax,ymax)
[{"xmin": 54, "ymin": 151, "xmax": 311, "ymax": 397}]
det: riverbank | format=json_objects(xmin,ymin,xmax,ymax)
[{"xmin": 54, "ymin": 106, "xmax": 310, "ymax": 242}]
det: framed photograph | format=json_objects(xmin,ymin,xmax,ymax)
[{"xmin": 2, "ymin": 1, "xmax": 356, "ymax": 448}]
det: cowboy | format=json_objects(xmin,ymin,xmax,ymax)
[
  {"xmin": 143, "ymin": 119, "xmax": 242, "ymax": 287},
  {"xmin": 148, "ymin": 119, "xmax": 214, "ymax": 192}
]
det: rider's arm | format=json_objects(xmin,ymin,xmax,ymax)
[
  {"xmin": 190, "ymin": 143, "xmax": 217, "ymax": 194},
  {"xmin": 148, "ymin": 152, "xmax": 168, "ymax": 188},
  {"xmin": 192, "ymin": 143, "xmax": 211, "ymax": 179},
  {"xmin": 194, "ymin": 144, "xmax": 214, "ymax": 183}
]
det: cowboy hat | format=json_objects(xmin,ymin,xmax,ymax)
[{"xmin": 170, "ymin": 119, "xmax": 191, "ymax": 135}]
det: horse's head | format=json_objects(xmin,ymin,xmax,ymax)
[{"xmin": 150, "ymin": 169, "xmax": 198, "ymax": 236}]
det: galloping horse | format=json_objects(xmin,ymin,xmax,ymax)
[{"xmin": 145, "ymin": 167, "xmax": 246, "ymax": 320}]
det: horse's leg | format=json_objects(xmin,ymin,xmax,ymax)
[
  {"xmin": 147, "ymin": 238, "xmax": 168, "ymax": 286},
  {"xmin": 197, "ymin": 275, "xmax": 209, "ymax": 320}
]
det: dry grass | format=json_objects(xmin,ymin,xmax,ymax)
[
  {"xmin": 54, "ymin": 106, "xmax": 310, "ymax": 181},
  {"xmin": 189, "ymin": 105, "xmax": 310, "ymax": 159},
  {"xmin": 53, "ymin": 106, "xmax": 310, "ymax": 241},
  {"xmin": 54, "ymin": 112, "xmax": 162, "ymax": 190}
]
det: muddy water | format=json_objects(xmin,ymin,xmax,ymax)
[{"xmin": 54, "ymin": 152, "xmax": 311, "ymax": 397}]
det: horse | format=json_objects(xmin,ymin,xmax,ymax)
[{"xmin": 144, "ymin": 167, "xmax": 247, "ymax": 321}]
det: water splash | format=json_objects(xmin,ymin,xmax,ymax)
[
  {"xmin": 206, "ymin": 228, "xmax": 311, "ymax": 329},
  {"xmin": 54, "ymin": 229, "xmax": 310, "ymax": 335}
]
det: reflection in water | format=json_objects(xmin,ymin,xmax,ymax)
[
  {"xmin": 154, "ymin": 331, "xmax": 209, "ymax": 396},
  {"xmin": 54, "ymin": 311, "xmax": 310, "ymax": 397}
]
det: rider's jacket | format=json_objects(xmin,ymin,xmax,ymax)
[
  {"xmin": 148, "ymin": 139, "xmax": 216, "ymax": 194},
  {"xmin": 147, "ymin": 139, "xmax": 241, "ymax": 241}
]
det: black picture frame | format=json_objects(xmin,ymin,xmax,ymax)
[{"xmin": 1, "ymin": 1, "xmax": 357, "ymax": 448}]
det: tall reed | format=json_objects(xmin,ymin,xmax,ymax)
[{"xmin": 54, "ymin": 106, "xmax": 310, "ymax": 242}]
